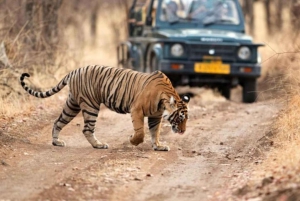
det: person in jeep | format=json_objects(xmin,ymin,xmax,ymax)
[
  {"xmin": 165, "ymin": 1, "xmax": 179, "ymax": 22},
  {"xmin": 188, "ymin": 0, "xmax": 209, "ymax": 19},
  {"xmin": 162, "ymin": 0, "xmax": 238, "ymax": 25}
]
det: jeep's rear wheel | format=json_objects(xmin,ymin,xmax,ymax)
[
  {"xmin": 122, "ymin": 51, "xmax": 132, "ymax": 69},
  {"xmin": 242, "ymin": 79, "xmax": 257, "ymax": 103},
  {"xmin": 217, "ymin": 85, "xmax": 231, "ymax": 100},
  {"xmin": 146, "ymin": 54, "xmax": 157, "ymax": 73},
  {"xmin": 136, "ymin": 48, "xmax": 144, "ymax": 72}
]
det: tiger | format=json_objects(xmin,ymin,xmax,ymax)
[{"xmin": 19, "ymin": 65, "xmax": 190, "ymax": 151}]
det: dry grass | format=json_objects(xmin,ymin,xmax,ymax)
[
  {"xmin": 226, "ymin": 2, "xmax": 300, "ymax": 199},
  {"xmin": 228, "ymin": 49, "xmax": 300, "ymax": 200},
  {"xmin": 232, "ymin": 29, "xmax": 300, "ymax": 200},
  {"xmin": 236, "ymin": 79, "xmax": 300, "ymax": 199},
  {"xmin": 263, "ymin": 64, "xmax": 300, "ymax": 168},
  {"xmin": 0, "ymin": 1, "xmax": 127, "ymax": 166},
  {"xmin": 259, "ymin": 32, "xmax": 300, "ymax": 155},
  {"xmin": 0, "ymin": 2, "xmax": 127, "ymax": 121},
  {"xmin": 258, "ymin": 65, "xmax": 300, "ymax": 169}
]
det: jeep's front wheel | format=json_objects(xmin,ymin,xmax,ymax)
[{"xmin": 242, "ymin": 79, "xmax": 257, "ymax": 103}]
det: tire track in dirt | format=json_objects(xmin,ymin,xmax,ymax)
[
  {"xmin": 0, "ymin": 91, "xmax": 280, "ymax": 201},
  {"xmin": 122, "ymin": 100, "xmax": 279, "ymax": 201},
  {"xmin": 0, "ymin": 106, "xmax": 134, "ymax": 201}
]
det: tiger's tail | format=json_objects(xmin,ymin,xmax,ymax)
[{"xmin": 20, "ymin": 73, "xmax": 69, "ymax": 98}]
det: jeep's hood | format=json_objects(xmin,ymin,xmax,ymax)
[{"xmin": 155, "ymin": 28, "xmax": 253, "ymax": 43}]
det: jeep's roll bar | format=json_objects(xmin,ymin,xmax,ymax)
[
  {"xmin": 129, "ymin": 0, "xmax": 138, "ymax": 17},
  {"xmin": 145, "ymin": 0, "xmax": 155, "ymax": 26},
  {"xmin": 117, "ymin": 41, "xmax": 132, "ymax": 68}
]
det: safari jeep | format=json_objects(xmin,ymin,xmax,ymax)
[{"xmin": 117, "ymin": 0, "xmax": 263, "ymax": 103}]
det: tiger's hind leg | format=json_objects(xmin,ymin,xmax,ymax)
[
  {"xmin": 52, "ymin": 94, "xmax": 81, "ymax": 147},
  {"xmin": 148, "ymin": 117, "xmax": 170, "ymax": 151},
  {"xmin": 81, "ymin": 105, "xmax": 109, "ymax": 149},
  {"xmin": 130, "ymin": 110, "xmax": 145, "ymax": 146}
]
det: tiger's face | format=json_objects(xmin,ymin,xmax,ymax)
[{"xmin": 163, "ymin": 95, "xmax": 190, "ymax": 134}]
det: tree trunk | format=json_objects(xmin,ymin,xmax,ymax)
[
  {"xmin": 25, "ymin": 0, "xmax": 39, "ymax": 50},
  {"xmin": 246, "ymin": 0, "xmax": 254, "ymax": 35},
  {"xmin": 90, "ymin": 1, "xmax": 100, "ymax": 43},
  {"xmin": 264, "ymin": 0, "xmax": 271, "ymax": 34},
  {"xmin": 275, "ymin": 0, "xmax": 283, "ymax": 31},
  {"xmin": 42, "ymin": 0, "xmax": 63, "ymax": 54},
  {"xmin": 291, "ymin": 0, "xmax": 300, "ymax": 33}
]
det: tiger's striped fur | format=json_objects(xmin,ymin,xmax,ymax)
[{"xmin": 19, "ymin": 65, "xmax": 190, "ymax": 151}]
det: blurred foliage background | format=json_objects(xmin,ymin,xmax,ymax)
[{"xmin": 0, "ymin": 0, "xmax": 299, "ymax": 98}]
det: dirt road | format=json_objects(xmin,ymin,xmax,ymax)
[{"xmin": 0, "ymin": 88, "xmax": 279, "ymax": 201}]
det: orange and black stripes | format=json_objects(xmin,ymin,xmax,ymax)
[
  {"xmin": 20, "ymin": 72, "xmax": 70, "ymax": 98},
  {"xmin": 19, "ymin": 66, "xmax": 173, "ymax": 114},
  {"xmin": 148, "ymin": 117, "xmax": 162, "ymax": 130},
  {"xmin": 19, "ymin": 65, "xmax": 189, "ymax": 149}
]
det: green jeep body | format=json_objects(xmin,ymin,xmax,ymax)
[{"xmin": 117, "ymin": 0, "xmax": 263, "ymax": 103}]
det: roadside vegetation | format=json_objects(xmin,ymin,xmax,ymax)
[
  {"xmin": 230, "ymin": 2, "xmax": 300, "ymax": 200},
  {"xmin": 231, "ymin": 37, "xmax": 300, "ymax": 199},
  {"xmin": 0, "ymin": 0, "xmax": 127, "ymax": 159},
  {"xmin": 0, "ymin": 0, "xmax": 127, "ymax": 116}
]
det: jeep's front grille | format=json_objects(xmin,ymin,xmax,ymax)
[{"xmin": 189, "ymin": 44, "xmax": 237, "ymax": 62}]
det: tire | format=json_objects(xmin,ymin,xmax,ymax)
[
  {"xmin": 136, "ymin": 48, "xmax": 144, "ymax": 72},
  {"xmin": 125, "ymin": 59, "xmax": 132, "ymax": 69},
  {"xmin": 145, "ymin": 54, "xmax": 157, "ymax": 73},
  {"xmin": 145, "ymin": 64, "xmax": 152, "ymax": 73},
  {"xmin": 242, "ymin": 79, "xmax": 257, "ymax": 103},
  {"xmin": 218, "ymin": 85, "xmax": 231, "ymax": 100},
  {"xmin": 122, "ymin": 51, "xmax": 132, "ymax": 69}
]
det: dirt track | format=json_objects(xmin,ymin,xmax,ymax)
[{"xmin": 0, "ymin": 87, "xmax": 279, "ymax": 201}]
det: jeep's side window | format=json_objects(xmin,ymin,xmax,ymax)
[
  {"xmin": 129, "ymin": 0, "xmax": 151, "ymax": 36},
  {"xmin": 146, "ymin": 0, "xmax": 158, "ymax": 27},
  {"xmin": 160, "ymin": 0, "xmax": 185, "ymax": 22}
]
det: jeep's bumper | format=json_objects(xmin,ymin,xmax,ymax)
[{"xmin": 159, "ymin": 60, "xmax": 261, "ymax": 86}]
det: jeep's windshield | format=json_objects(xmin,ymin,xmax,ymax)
[{"xmin": 159, "ymin": 0, "xmax": 240, "ymax": 25}]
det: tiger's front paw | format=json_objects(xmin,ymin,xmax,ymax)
[
  {"xmin": 129, "ymin": 135, "xmax": 144, "ymax": 146},
  {"xmin": 153, "ymin": 145, "xmax": 170, "ymax": 151},
  {"xmin": 93, "ymin": 143, "xmax": 109, "ymax": 149},
  {"xmin": 52, "ymin": 139, "xmax": 66, "ymax": 147}
]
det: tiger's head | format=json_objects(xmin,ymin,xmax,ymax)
[{"xmin": 162, "ymin": 95, "xmax": 190, "ymax": 134}]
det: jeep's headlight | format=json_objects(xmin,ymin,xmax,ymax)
[
  {"xmin": 171, "ymin": 44, "xmax": 184, "ymax": 57},
  {"xmin": 238, "ymin": 46, "xmax": 251, "ymax": 60}
]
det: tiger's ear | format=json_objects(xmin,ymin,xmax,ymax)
[
  {"xmin": 170, "ymin": 96, "xmax": 176, "ymax": 106},
  {"xmin": 182, "ymin": 95, "xmax": 190, "ymax": 103}
]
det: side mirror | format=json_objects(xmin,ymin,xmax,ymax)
[{"xmin": 181, "ymin": 95, "xmax": 190, "ymax": 103}]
